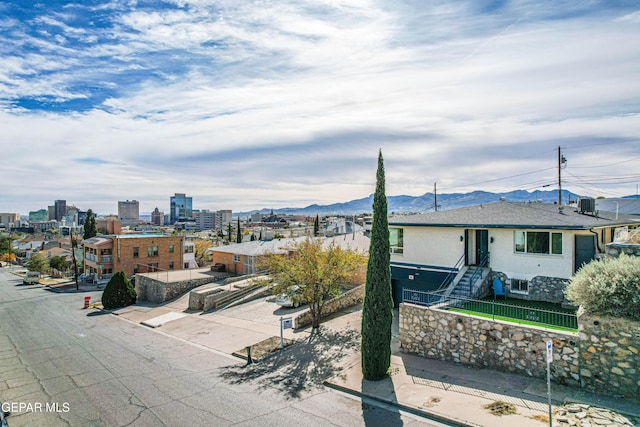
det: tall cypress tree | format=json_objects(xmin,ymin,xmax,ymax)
[
  {"xmin": 84, "ymin": 209, "xmax": 97, "ymax": 239},
  {"xmin": 313, "ymin": 214, "xmax": 320, "ymax": 236},
  {"xmin": 236, "ymin": 217, "xmax": 242, "ymax": 243},
  {"xmin": 361, "ymin": 150, "xmax": 393, "ymax": 381}
]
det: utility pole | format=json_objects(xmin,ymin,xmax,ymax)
[
  {"xmin": 434, "ymin": 182, "xmax": 438, "ymax": 212},
  {"xmin": 71, "ymin": 228, "xmax": 79, "ymax": 291},
  {"xmin": 557, "ymin": 147, "xmax": 567, "ymax": 206}
]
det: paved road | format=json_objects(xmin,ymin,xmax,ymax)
[{"xmin": 0, "ymin": 268, "xmax": 442, "ymax": 427}]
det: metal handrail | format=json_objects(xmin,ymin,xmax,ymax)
[
  {"xmin": 435, "ymin": 251, "xmax": 466, "ymax": 291},
  {"xmin": 466, "ymin": 251, "xmax": 489, "ymax": 294}
]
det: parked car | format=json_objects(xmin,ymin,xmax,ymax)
[
  {"xmin": 275, "ymin": 286, "xmax": 304, "ymax": 308},
  {"xmin": 23, "ymin": 271, "xmax": 40, "ymax": 285}
]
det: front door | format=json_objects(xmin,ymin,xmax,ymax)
[
  {"xmin": 475, "ymin": 230, "xmax": 488, "ymax": 266},
  {"xmin": 575, "ymin": 235, "xmax": 596, "ymax": 272}
]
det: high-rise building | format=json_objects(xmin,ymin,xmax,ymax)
[
  {"xmin": 169, "ymin": 193, "xmax": 192, "ymax": 224},
  {"xmin": 54, "ymin": 200, "xmax": 66, "ymax": 221},
  {"xmin": 118, "ymin": 200, "xmax": 140, "ymax": 221},
  {"xmin": 194, "ymin": 210, "xmax": 215, "ymax": 231},
  {"xmin": 215, "ymin": 210, "xmax": 232, "ymax": 229},
  {"xmin": 29, "ymin": 209, "xmax": 49, "ymax": 221},
  {"xmin": 151, "ymin": 207, "xmax": 164, "ymax": 226}
]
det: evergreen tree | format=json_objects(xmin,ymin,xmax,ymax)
[
  {"xmin": 227, "ymin": 222, "xmax": 232, "ymax": 243},
  {"xmin": 314, "ymin": 214, "xmax": 320, "ymax": 236},
  {"xmin": 84, "ymin": 209, "xmax": 97, "ymax": 239},
  {"xmin": 361, "ymin": 150, "xmax": 393, "ymax": 381},
  {"xmin": 101, "ymin": 271, "xmax": 137, "ymax": 310},
  {"xmin": 236, "ymin": 217, "xmax": 242, "ymax": 243}
]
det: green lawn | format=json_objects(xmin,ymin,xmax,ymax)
[{"xmin": 446, "ymin": 296, "xmax": 578, "ymax": 332}]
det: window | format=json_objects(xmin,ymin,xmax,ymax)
[
  {"xmin": 133, "ymin": 264, "xmax": 139, "ymax": 274},
  {"xmin": 389, "ymin": 228, "xmax": 403, "ymax": 254},
  {"xmin": 147, "ymin": 245, "xmax": 159, "ymax": 257},
  {"xmin": 133, "ymin": 247, "xmax": 139, "ymax": 258},
  {"xmin": 169, "ymin": 245, "xmax": 174, "ymax": 253},
  {"xmin": 233, "ymin": 254, "xmax": 241, "ymax": 263},
  {"xmin": 169, "ymin": 261, "xmax": 174, "ymax": 270},
  {"xmin": 184, "ymin": 245, "xmax": 194, "ymax": 253},
  {"xmin": 511, "ymin": 279, "xmax": 529, "ymax": 293},
  {"xmin": 514, "ymin": 231, "xmax": 562, "ymax": 255}
]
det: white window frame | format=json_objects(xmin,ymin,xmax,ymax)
[
  {"xmin": 514, "ymin": 231, "xmax": 562, "ymax": 255},
  {"xmin": 511, "ymin": 278, "xmax": 529, "ymax": 294},
  {"xmin": 232, "ymin": 254, "xmax": 241, "ymax": 263},
  {"xmin": 390, "ymin": 227, "xmax": 404, "ymax": 254}
]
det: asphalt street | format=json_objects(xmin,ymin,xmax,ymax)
[{"xmin": 0, "ymin": 268, "xmax": 442, "ymax": 427}]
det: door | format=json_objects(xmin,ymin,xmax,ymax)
[
  {"xmin": 575, "ymin": 235, "xmax": 596, "ymax": 272},
  {"xmin": 475, "ymin": 230, "xmax": 488, "ymax": 266}
]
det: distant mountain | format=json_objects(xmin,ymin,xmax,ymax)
[{"xmin": 238, "ymin": 189, "xmax": 580, "ymax": 217}]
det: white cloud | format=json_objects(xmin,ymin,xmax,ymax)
[{"xmin": 1, "ymin": 0, "xmax": 640, "ymax": 214}]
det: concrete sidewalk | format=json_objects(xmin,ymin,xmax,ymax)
[{"xmin": 92, "ymin": 288, "xmax": 639, "ymax": 427}]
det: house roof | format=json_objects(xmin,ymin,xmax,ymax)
[
  {"xmin": 213, "ymin": 231, "xmax": 370, "ymax": 256},
  {"xmin": 389, "ymin": 202, "xmax": 640, "ymax": 230}
]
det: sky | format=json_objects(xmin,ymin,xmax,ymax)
[{"xmin": 1, "ymin": 0, "xmax": 640, "ymax": 216}]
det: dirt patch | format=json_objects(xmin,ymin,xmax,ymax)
[
  {"xmin": 484, "ymin": 400, "xmax": 517, "ymax": 416},
  {"xmin": 232, "ymin": 336, "xmax": 296, "ymax": 361}
]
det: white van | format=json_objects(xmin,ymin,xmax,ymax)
[{"xmin": 23, "ymin": 271, "xmax": 40, "ymax": 285}]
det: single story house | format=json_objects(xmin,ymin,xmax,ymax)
[
  {"xmin": 388, "ymin": 201, "xmax": 640, "ymax": 305},
  {"xmin": 211, "ymin": 232, "xmax": 370, "ymax": 279}
]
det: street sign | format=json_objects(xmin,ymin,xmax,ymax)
[
  {"xmin": 546, "ymin": 340, "xmax": 553, "ymax": 363},
  {"xmin": 282, "ymin": 318, "xmax": 293, "ymax": 329}
]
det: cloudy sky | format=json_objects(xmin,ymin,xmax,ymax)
[{"xmin": 1, "ymin": 0, "xmax": 639, "ymax": 215}]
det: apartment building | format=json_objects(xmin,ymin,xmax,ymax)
[{"xmin": 82, "ymin": 234, "xmax": 184, "ymax": 281}]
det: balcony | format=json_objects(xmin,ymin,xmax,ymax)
[{"xmin": 99, "ymin": 255, "xmax": 113, "ymax": 264}]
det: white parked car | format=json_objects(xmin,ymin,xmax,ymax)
[{"xmin": 275, "ymin": 286, "xmax": 303, "ymax": 308}]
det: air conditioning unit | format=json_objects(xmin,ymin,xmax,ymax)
[{"xmin": 579, "ymin": 197, "xmax": 596, "ymax": 214}]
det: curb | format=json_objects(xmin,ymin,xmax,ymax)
[{"xmin": 323, "ymin": 380, "xmax": 478, "ymax": 427}]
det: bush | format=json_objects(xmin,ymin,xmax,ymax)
[
  {"xmin": 101, "ymin": 271, "xmax": 137, "ymax": 310},
  {"xmin": 565, "ymin": 254, "xmax": 640, "ymax": 321}
]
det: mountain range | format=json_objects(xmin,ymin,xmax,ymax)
[{"xmin": 239, "ymin": 189, "xmax": 583, "ymax": 216}]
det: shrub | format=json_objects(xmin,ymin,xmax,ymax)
[
  {"xmin": 101, "ymin": 271, "xmax": 137, "ymax": 310},
  {"xmin": 565, "ymin": 254, "xmax": 640, "ymax": 321}
]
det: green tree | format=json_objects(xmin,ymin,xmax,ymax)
[
  {"xmin": 0, "ymin": 235, "xmax": 15, "ymax": 257},
  {"xmin": 361, "ymin": 150, "xmax": 393, "ymax": 381},
  {"xmin": 49, "ymin": 255, "xmax": 70, "ymax": 274},
  {"xmin": 101, "ymin": 271, "xmax": 137, "ymax": 310},
  {"xmin": 84, "ymin": 209, "xmax": 97, "ymax": 239},
  {"xmin": 314, "ymin": 215, "xmax": 320, "ymax": 236},
  {"xmin": 25, "ymin": 252, "xmax": 49, "ymax": 274},
  {"xmin": 258, "ymin": 237, "xmax": 365, "ymax": 329},
  {"xmin": 236, "ymin": 218, "xmax": 242, "ymax": 243},
  {"xmin": 565, "ymin": 254, "xmax": 640, "ymax": 321},
  {"xmin": 227, "ymin": 223, "xmax": 232, "ymax": 243}
]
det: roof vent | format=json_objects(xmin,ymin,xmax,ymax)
[{"xmin": 578, "ymin": 197, "xmax": 596, "ymax": 214}]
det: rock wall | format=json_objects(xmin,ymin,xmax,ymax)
[
  {"xmin": 400, "ymin": 303, "xmax": 640, "ymax": 397},
  {"xmin": 294, "ymin": 285, "xmax": 364, "ymax": 329},
  {"xmin": 578, "ymin": 310, "xmax": 640, "ymax": 397},
  {"xmin": 491, "ymin": 272, "xmax": 568, "ymax": 304},
  {"xmin": 136, "ymin": 275, "xmax": 222, "ymax": 303},
  {"xmin": 605, "ymin": 243, "xmax": 640, "ymax": 257},
  {"xmin": 399, "ymin": 303, "xmax": 580, "ymax": 386}
]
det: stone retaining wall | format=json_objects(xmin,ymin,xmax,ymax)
[
  {"xmin": 400, "ymin": 303, "xmax": 579, "ymax": 385},
  {"xmin": 399, "ymin": 303, "xmax": 640, "ymax": 398},
  {"xmin": 491, "ymin": 272, "xmax": 568, "ymax": 304},
  {"xmin": 606, "ymin": 243, "xmax": 640, "ymax": 257},
  {"xmin": 294, "ymin": 285, "xmax": 364, "ymax": 329},
  {"xmin": 578, "ymin": 310, "xmax": 640, "ymax": 396},
  {"xmin": 136, "ymin": 275, "xmax": 223, "ymax": 303}
]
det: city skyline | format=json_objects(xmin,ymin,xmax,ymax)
[{"xmin": 2, "ymin": 1, "xmax": 640, "ymax": 214}]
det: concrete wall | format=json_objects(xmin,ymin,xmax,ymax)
[
  {"xmin": 399, "ymin": 303, "xmax": 640, "ymax": 398},
  {"xmin": 294, "ymin": 285, "xmax": 364, "ymax": 329}
]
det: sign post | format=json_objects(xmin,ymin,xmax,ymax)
[
  {"xmin": 280, "ymin": 317, "xmax": 292, "ymax": 348},
  {"xmin": 546, "ymin": 340, "xmax": 553, "ymax": 427}
]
